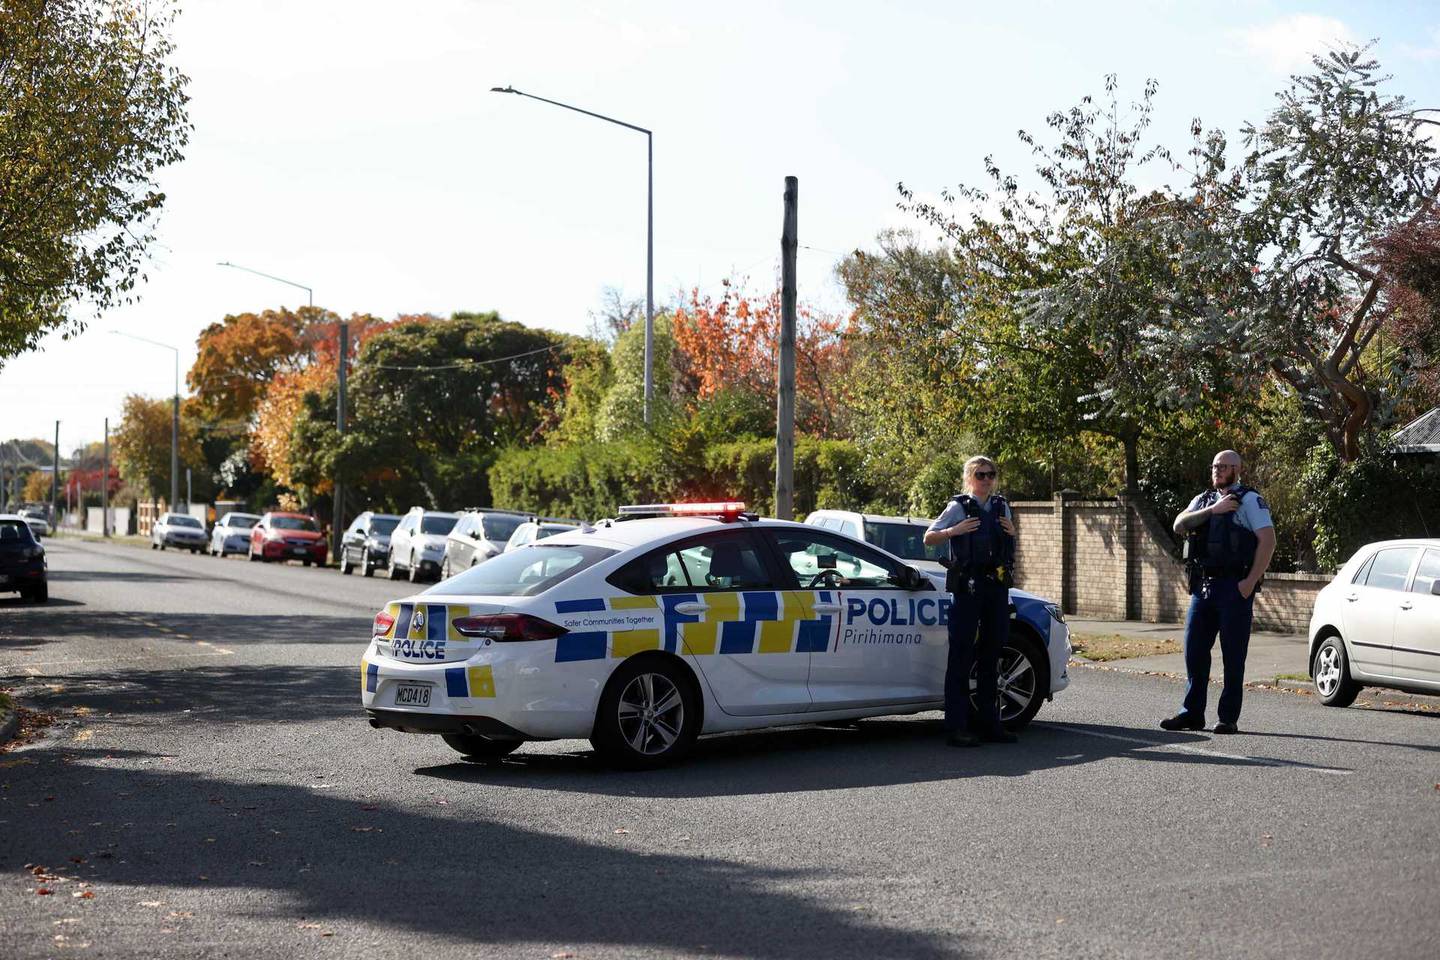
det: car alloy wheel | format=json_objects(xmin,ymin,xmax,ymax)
[
  {"xmin": 591, "ymin": 657, "xmax": 700, "ymax": 769},
  {"xmin": 339, "ymin": 550, "xmax": 351, "ymax": 575},
  {"xmin": 408, "ymin": 552, "xmax": 422, "ymax": 583},
  {"xmin": 1313, "ymin": 635, "xmax": 1360, "ymax": 708},
  {"xmin": 972, "ymin": 634, "xmax": 1045, "ymax": 729},
  {"xmin": 362, "ymin": 549, "xmax": 374, "ymax": 577}
]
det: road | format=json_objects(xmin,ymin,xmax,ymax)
[{"xmin": 2, "ymin": 538, "xmax": 1438, "ymax": 959}]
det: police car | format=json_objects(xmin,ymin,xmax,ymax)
[{"xmin": 362, "ymin": 502, "xmax": 1071, "ymax": 768}]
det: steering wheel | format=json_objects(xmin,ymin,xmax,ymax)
[{"xmin": 806, "ymin": 569, "xmax": 845, "ymax": 589}]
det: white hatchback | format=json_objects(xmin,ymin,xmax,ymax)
[
  {"xmin": 1308, "ymin": 538, "xmax": 1440, "ymax": 706},
  {"xmin": 361, "ymin": 503, "xmax": 1071, "ymax": 768}
]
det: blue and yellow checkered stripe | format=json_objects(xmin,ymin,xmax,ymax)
[
  {"xmin": 376, "ymin": 602, "xmax": 475, "ymax": 643},
  {"xmin": 552, "ymin": 591, "xmax": 835, "ymax": 663}
]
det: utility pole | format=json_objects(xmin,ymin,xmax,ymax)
[
  {"xmin": 52, "ymin": 421, "xmax": 60, "ymax": 524},
  {"xmin": 776, "ymin": 176, "xmax": 798, "ymax": 521},
  {"xmin": 333, "ymin": 319, "xmax": 348, "ymax": 563},
  {"xmin": 186, "ymin": 467, "xmax": 192, "ymax": 513},
  {"xmin": 103, "ymin": 419, "xmax": 110, "ymax": 537}
]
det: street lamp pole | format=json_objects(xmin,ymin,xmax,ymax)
[
  {"xmin": 217, "ymin": 261, "xmax": 346, "ymax": 562},
  {"xmin": 490, "ymin": 85, "xmax": 654, "ymax": 426},
  {"xmin": 110, "ymin": 331, "xmax": 180, "ymax": 510}
]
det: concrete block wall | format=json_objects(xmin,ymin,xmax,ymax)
[{"xmin": 1010, "ymin": 494, "xmax": 1331, "ymax": 633}]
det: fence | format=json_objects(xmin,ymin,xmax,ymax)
[{"xmin": 1009, "ymin": 493, "xmax": 1331, "ymax": 633}]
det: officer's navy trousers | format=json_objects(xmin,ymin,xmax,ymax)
[
  {"xmin": 945, "ymin": 577, "xmax": 1009, "ymax": 733},
  {"xmin": 1180, "ymin": 576, "xmax": 1255, "ymax": 724}
]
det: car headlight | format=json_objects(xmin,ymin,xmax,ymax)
[{"xmin": 1042, "ymin": 602, "xmax": 1065, "ymax": 624}]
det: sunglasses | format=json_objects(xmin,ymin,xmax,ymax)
[{"xmin": 973, "ymin": 471, "xmax": 997, "ymax": 480}]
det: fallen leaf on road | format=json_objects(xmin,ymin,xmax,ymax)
[
  {"xmin": 139, "ymin": 901, "xmax": 163, "ymax": 908},
  {"xmin": 351, "ymin": 826, "xmax": 377, "ymax": 833},
  {"xmin": 168, "ymin": 911, "xmax": 192, "ymax": 919},
  {"xmin": 613, "ymin": 828, "xmax": 629, "ymax": 835},
  {"xmin": 36, "ymin": 888, "xmax": 55, "ymax": 895},
  {"xmin": 551, "ymin": 953, "xmax": 576, "ymax": 958},
  {"xmin": 72, "ymin": 890, "xmax": 95, "ymax": 899}
]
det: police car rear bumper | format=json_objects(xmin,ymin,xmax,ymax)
[{"xmin": 366, "ymin": 709, "xmax": 530, "ymax": 739}]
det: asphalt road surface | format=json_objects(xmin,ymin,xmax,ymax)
[{"xmin": 2, "ymin": 538, "xmax": 1438, "ymax": 959}]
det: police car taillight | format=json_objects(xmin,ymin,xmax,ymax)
[
  {"xmin": 451, "ymin": 613, "xmax": 569, "ymax": 642},
  {"xmin": 618, "ymin": 501, "xmax": 748, "ymax": 519},
  {"xmin": 372, "ymin": 610, "xmax": 395, "ymax": 636}
]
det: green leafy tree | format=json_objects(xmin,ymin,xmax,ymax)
[
  {"xmin": 111, "ymin": 394, "xmax": 201, "ymax": 499},
  {"xmin": 595, "ymin": 313, "xmax": 682, "ymax": 440},
  {"xmin": 0, "ymin": 0, "xmax": 191, "ymax": 363}
]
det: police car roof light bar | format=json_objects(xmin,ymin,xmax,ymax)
[{"xmin": 617, "ymin": 501, "xmax": 750, "ymax": 521}]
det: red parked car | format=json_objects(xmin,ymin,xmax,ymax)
[{"xmin": 248, "ymin": 512, "xmax": 328, "ymax": 566}]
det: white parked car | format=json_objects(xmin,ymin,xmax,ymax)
[
  {"xmin": 804, "ymin": 509, "xmax": 951, "ymax": 582},
  {"xmin": 210, "ymin": 511, "xmax": 260, "ymax": 557},
  {"xmin": 1309, "ymin": 538, "xmax": 1440, "ymax": 706},
  {"xmin": 504, "ymin": 519, "xmax": 579, "ymax": 552},
  {"xmin": 388, "ymin": 507, "xmax": 460, "ymax": 583},
  {"xmin": 361, "ymin": 502, "xmax": 1071, "ymax": 768},
  {"xmin": 441, "ymin": 509, "xmax": 529, "ymax": 577},
  {"xmin": 18, "ymin": 507, "xmax": 50, "ymax": 539},
  {"xmin": 151, "ymin": 512, "xmax": 207, "ymax": 553}
]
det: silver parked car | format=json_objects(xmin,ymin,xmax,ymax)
[
  {"xmin": 151, "ymin": 512, "xmax": 208, "ymax": 553},
  {"xmin": 388, "ymin": 508, "xmax": 460, "ymax": 583},
  {"xmin": 441, "ymin": 509, "xmax": 528, "ymax": 577},
  {"xmin": 504, "ymin": 519, "xmax": 579, "ymax": 552},
  {"xmin": 1308, "ymin": 538, "xmax": 1440, "ymax": 706},
  {"xmin": 210, "ymin": 512, "xmax": 260, "ymax": 557},
  {"xmin": 18, "ymin": 507, "xmax": 50, "ymax": 539}
]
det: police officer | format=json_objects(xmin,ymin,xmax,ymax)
[
  {"xmin": 1162, "ymin": 449, "xmax": 1275, "ymax": 734},
  {"xmin": 923, "ymin": 456, "xmax": 1018, "ymax": 748}
]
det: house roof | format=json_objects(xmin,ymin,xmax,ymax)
[{"xmin": 1394, "ymin": 407, "xmax": 1440, "ymax": 453}]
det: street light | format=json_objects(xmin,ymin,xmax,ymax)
[
  {"xmin": 491, "ymin": 84, "xmax": 655, "ymax": 426},
  {"xmin": 110, "ymin": 330, "xmax": 180, "ymax": 510},
  {"xmin": 217, "ymin": 261, "xmax": 348, "ymax": 562}
]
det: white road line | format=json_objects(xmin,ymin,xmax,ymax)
[
  {"xmin": 0, "ymin": 649, "xmax": 235, "ymax": 673},
  {"xmin": 1047, "ymin": 722, "xmax": 1353, "ymax": 775}
]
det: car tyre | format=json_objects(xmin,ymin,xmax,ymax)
[
  {"xmin": 1313, "ymin": 634, "xmax": 1361, "ymax": 708},
  {"xmin": 339, "ymin": 549, "xmax": 352, "ymax": 575},
  {"xmin": 441, "ymin": 734, "xmax": 522, "ymax": 762},
  {"xmin": 408, "ymin": 552, "xmax": 423, "ymax": 583},
  {"xmin": 362, "ymin": 549, "xmax": 375, "ymax": 577},
  {"xmin": 590, "ymin": 655, "xmax": 701, "ymax": 770},
  {"xmin": 23, "ymin": 583, "xmax": 48, "ymax": 603},
  {"xmin": 151, "ymin": 541, "xmax": 158, "ymax": 550},
  {"xmin": 388, "ymin": 555, "xmax": 404, "ymax": 580},
  {"xmin": 976, "ymin": 632, "xmax": 1047, "ymax": 731}
]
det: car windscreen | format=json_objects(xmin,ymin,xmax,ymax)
[
  {"xmin": 420, "ymin": 515, "xmax": 457, "ymax": 536},
  {"xmin": 426, "ymin": 543, "xmax": 617, "ymax": 597},
  {"xmin": 0, "ymin": 519, "xmax": 35, "ymax": 546},
  {"xmin": 479, "ymin": 514, "xmax": 524, "ymax": 542},
  {"xmin": 370, "ymin": 517, "xmax": 399, "ymax": 535},
  {"xmin": 863, "ymin": 521, "xmax": 947, "ymax": 562},
  {"xmin": 171, "ymin": 515, "xmax": 203, "ymax": 528},
  {"xmin": 227, "ymin": 515, "xmax": 259, "ymax": 529},
  {"xmin": 271, "ymin": 516, "xmax": 318, "ymax": 531}
]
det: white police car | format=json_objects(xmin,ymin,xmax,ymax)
[{"xmin": 362, "ymin": 502, "xmax": 1071, "ymax": 768}]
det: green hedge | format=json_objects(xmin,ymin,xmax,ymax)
[{"xmin": 1299, "ymin": 443, "xmax": 1440, "ymax": 570}]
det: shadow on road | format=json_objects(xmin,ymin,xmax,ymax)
[
  {"xmin": 0, "ymin": 744, "xmax": 966, "ymax": 959},
  {"xmin": 0, "ymin": 609, "xmax": 369, "ymax": 658},
  {"xmin": 48, "ymin": 570, "xmax": 207, "ymax": 583}
]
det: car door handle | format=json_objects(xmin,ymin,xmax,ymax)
[
  {"xmin": 1399, "ymin": 601, "xmax": 1414, "ymax": 611},
  {"xmin": 813, "ymin": 603, "xmax": 843, "ymax": 614},
  {"xmin": 1345, "ymin": 593, "xmax": 1359, "ymax": 602},
  {"xmin": 672, "ymin": 602, "xmax": 708, "ymax": 616}
]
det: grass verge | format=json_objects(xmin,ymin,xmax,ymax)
[{"xmin": 1070, "ymin": 632, "xmax": 1182, "ymax": 661}]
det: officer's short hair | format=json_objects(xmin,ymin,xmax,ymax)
[{"xmin": 963, "ymin": 456, "xmax": 998, "ymax": 483}]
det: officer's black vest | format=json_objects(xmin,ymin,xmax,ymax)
[
  {"xmin": 947, "ymin": 493, "xmax": 1015, "ymax": 575},
  {"xmin": 1184, "ymin": 486, "xmax": 1259, "ymax": 577}
]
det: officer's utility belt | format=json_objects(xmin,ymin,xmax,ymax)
[
  {"xmin": 1195, "ymin": 564, "xmax": 1248, "ymax": 580},
  {"xmin": 947, "ymin": 564, "xmax": 1011, "ymax": 593}
]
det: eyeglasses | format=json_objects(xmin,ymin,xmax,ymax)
[
  {"xmin": 1211, "ymin": 464, "xmax": 1237, "ymax": 471},
  {"xmin": 973, "ymin": 471, "xmax": 997, "ymax": 480}
]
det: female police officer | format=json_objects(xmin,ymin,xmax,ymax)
[{"xmin": 923, "ymin": 456, "xmax": 1018, "ymax": 748}]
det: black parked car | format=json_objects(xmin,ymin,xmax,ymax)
[
  {"xmin": 0, "ymin": 514, "xmax": 47, "ymax": 602},
  {"xmin": 338, "ymin": 511, "xmax": 401, "ymax": 577}
]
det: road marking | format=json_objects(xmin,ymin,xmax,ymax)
[
  {"xmin": 1047, "ymin": 722, "xmax": 1353, "ymax": 775},
  {"xmin": 0, "ymin": 649, "xmax": 234, "ymax": 674}
]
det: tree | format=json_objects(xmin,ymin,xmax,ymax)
[
  {"xmin": 188, "ymin": 309, "xmax": 307, "ymax": 423},
  {"xmin": 0, "ymin": 0, "xmax": 191, "ymax": 363},
  {"xmin": 111, "ymin": 394, "xmax": 201, "ymax": 499},
  {"xmin": 1235, "ymin": 45, "xmax": 1440, "ymax": 461},
  {"xmin": 22, "ymin": 470, "xmax": 51, "ymax": 503},
  {"xmin": 596, "ymin": 314, "xmax": 682, "ymax": 441},
  {"xmin": 251, "ymin": 362, "xmax": 334, "ymax": 492}
]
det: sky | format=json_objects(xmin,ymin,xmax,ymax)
[{"xmin": 2, "ymin": 0, "xmax": 1438, "ymax": 454}]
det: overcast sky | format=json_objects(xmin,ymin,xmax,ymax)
[{"xmin": 2, "ymin": 0, "xmax": 1437, "ymax": 452}]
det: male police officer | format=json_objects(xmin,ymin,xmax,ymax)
[
  {"xmin": 1162, "ymin": 449, "xmax": 1275, "ymax": 734},
  {"xmin": 924, "ymin": 456, "xmax": 1018, "ymax": 748}
]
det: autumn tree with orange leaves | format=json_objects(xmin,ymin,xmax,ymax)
[{"xmin": 670, "ymin": 284, "xmax": 853, "ymax": 438}]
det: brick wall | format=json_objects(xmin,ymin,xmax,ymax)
[{"xmin": 1010, "ymin": 494, "xmax": 1331, "ymax": 633}]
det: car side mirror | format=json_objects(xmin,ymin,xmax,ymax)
[{"xmin": 1431, "ymin": 579, "xmax": 1440, "ymax": 596}]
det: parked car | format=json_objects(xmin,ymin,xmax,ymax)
[
  {"xmin": 441, "ymin": 509, "xmax": 529, "ymax": 577},
  {"xmin": 18, "ymin": 507, "xmax": 49, "ymax": 539},
  {"xmin": 0, "ymin": 514, "xmax": 47, "ymax": 602},
  {"xmin": 248, "ymin": 512, "xmax": 327, "ymax": 566},
  {"xmin": 338, "ymin": 511, "xmax": 401, "ymax": 577},
  {"xmin": 504, "ymin": 519, "xmax": 580, "ymax": 552},
  {"xmin": 1308, "ymin": 538, "xmax": 1440, "ymax": 706},
  {"xmin": 210, "ymin": 511, "xmax": 260, "ymax": 557},
  {"xmin": 361, "ymin": 501, "xmax": 1071, "ymax": 768},
  {"xmin": 803, "ymin": 509, "xmax": 951, "ymax": 582},
  {"xmin": 389, "ymin": 508, "xmax": 460, "ymax": 582},
  {"xmin": 151, "ymin": 512, "xmax": 208, "ymax": 552}
]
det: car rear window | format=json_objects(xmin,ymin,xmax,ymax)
[
  {"xmin": 863, "ymin": 521, "xmax": 947, "ymax": 563},
  {"xmin": 425, "ymin": 543, "xmax": 617, "ymax": 597},
  {"xmin": 420, "ymin": 515, "xmax": 458, "ymax": 535},
  {"xmin": 227, "ymin": 515, "xmax": 259, "ymax": 529},
  {"xmin": 479, "ymin": 514, "xmax": 524, "ymax": 542},
  {"xmin": 0, "ymin": 519, "xmax": 34, "ymax": 544},
  {"xmin": 272, "ymin": 516, "xmax": 318, "ymax": 531},
  {"xmin": 370, "ymin": 517, "xmax": 399, "ymax": 535}
]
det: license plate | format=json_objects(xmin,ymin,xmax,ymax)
[
  {"xmin": 0, "ymin": 575, "xmax": 8, "ymax": 584},
  {"xmin": 292, "ymin": 547, "xmax": 308, "ymax": 555},
  {"xmin": 394, "ymin": 683, "xmax": 431, "ymax": 707}
]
